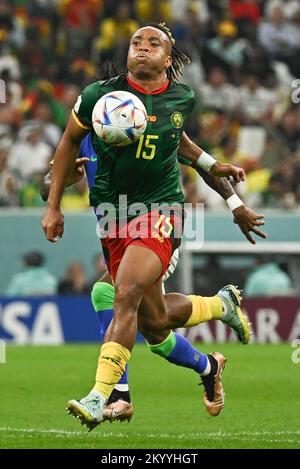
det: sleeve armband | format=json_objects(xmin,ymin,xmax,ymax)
[{"xmin": 71, "ymin": 109, "xmax": 92, "ymax": 130}]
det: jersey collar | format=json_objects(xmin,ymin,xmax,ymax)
[{"xmin": 127, "ymin": 75, "xmax": 169, "ymax": 95}]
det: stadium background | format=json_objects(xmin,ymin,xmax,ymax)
[{"xmin": 0, "ymin": 0, "xmax": 300, "ymax": 450}]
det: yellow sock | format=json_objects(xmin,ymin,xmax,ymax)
[
  {"xmin": 92, "ymin": 342, "xmax": 131, "ymax": 399},
  {"xmin": 184, "ymin": 295, "xmax": 223, "ymax": 327}
]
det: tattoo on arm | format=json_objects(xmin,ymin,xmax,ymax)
[{"xmin": 194, "ymin": 166, "xmax": 235, "ymax": 200}]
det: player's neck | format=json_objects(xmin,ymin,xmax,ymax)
[{"xmin": 127, "ymin": 72, "xmax": 169, "ymax": 94}]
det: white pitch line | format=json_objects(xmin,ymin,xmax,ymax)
[{"xmin": 0, "ymin": 427, "xmax": 299, "ymax": 444}]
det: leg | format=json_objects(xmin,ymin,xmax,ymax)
[
  {"xmin": 93, "ymin": 273, "xmax": 249, "ymax": 345},
  {"xmin": 162, "ymin": 287, "xmax": 251, "ymax": 345},
  {"xmin": 107, "ymin": 244, "xmax": 163, "ymax": 347},
  {"xmin": 92, "ymin": 273, "xmax": 249, "ymax": 346},
  {"xmin": 67, "ymin": 244, "xmax": 163, "ymax": 430},
  {"xmin": 138, "ymin": 286, "xmax": 226, "ymax": 417},
  {"xmin": 138, "ymin": 282, "xmax": 211, "ymax": 374},
  {"xmin": 92, "ymin": 272, "xmax": 130, "ymax": 389},
  {"xmin": 162, "ymin": 248, "xmax": 251, "ymax": 343},
  {"xmin": 139, "ymin": 284, "xmax": 212, "ymax": 373},
  {"xmin": 90, "ymin": 275, "xmax": 133, "ymax": 422}
]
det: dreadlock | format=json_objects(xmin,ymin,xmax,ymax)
[
  {"xmin": 96, "ymin": 59, "xmax": 120, "ymax": 81},
  {"xmin": 148, "ymin": 22, "xmax": 190, "ymax": 82}
]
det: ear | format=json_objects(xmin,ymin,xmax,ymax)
[{"xmin": 165, "ymin": 55, "xmax": 172, "ymax": 69}]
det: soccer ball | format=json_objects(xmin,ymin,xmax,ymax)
[{"xmin": 92, "ymin": 90, "xmax": 148, "ymax": 146}]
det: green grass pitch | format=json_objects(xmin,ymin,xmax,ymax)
[{"xmin": 0, "ymin": 343, "xmax": 299, "ymax": 449}]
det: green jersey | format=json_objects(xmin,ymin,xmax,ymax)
[
  {"xmin": 73, "ymin": 74, "xmax": 195, "ymax": 219},
  {"xmin": 178, "ymin": 156, "xmax": 193, "ymax": 167}
]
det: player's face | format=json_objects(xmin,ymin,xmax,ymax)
[{"xmin": 127, "ymin": 27, "xmax": 172, "ymax": 80}]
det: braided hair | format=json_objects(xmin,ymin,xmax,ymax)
[{"xmin": 148, "ymin": 22, "xmax": 190, "ymax": 82}]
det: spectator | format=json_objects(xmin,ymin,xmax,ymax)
[
  {"xmin": 0, "ymin": 44, "xmax": 21, "ymax": 82},
  {"xmin": 32, "ymin": 101, "xmax": 62, "ymax": 148},
  {"xmin": 134, "ymin": 0, "xmax": 171, "ymax": 23},
  {"xmin": 265, "ymin": 0, "xmax": 300, "ymax": 21},
  {"xmin": 198, "ymin": 67, "xmax": 238, "ymax": 113},
  {"xmin": 276, "ymin": 107, "xmax": 300, "ymax": 153},
  {"xmin": 61, "ymin": 177, "xmax": 89, "ymax": 210},
  {"xmin": 48, "ymin": 84, "xmax": 80, "ymax": 129},
  {"xmin": 58, "ymin": 261, "xmax": 89, "ymax": 295},
  {"xmin": 230, "ymin": 0, "xmax": 261, "ymax": 25},
  {"xmin": 268, "ymin": 157, "xmax": 300, "ymax": 208},
  {"xmin": 61, "ymin": 0, "xmax": 102, "ymax": 62},
  {"xmin": 180, "ymin": 45, "xmax": 205, "ymax": 92},
  {"xmin": 0, "ymin": 136, "xmax": 19, "ymax": 206},
  {"xmin": 62, "ymin": 0, "xmax": 102, "ymax": 31},
  {"xmin": 258, "ymin": 5, "xmax": 300, "ymax": 76},
  {"xmin": 244, "ymin": 256, "xmax": 293, "ymax": 297},
  {"xmin": 212, "ymin": 134, "xmax": 245, "ymax": 165},
  {"xmin": 205, "ymin": 20, "xmax": 251, "ymax": 75},
  {"xmin": 0, "ymin": 0, "xmax": 25, "ymax": 50},
  {"xmin": 0, "ymin": 74, "xmax": 22, "ymax": 128},
  {"xmin": 8, "ymin": 124, "xmax": 52, "ymax": 181},
  {"xmin": 237, "ymin": 72, "xmax": 275, "ymax": 123},
  {"xmin": 19, "ymin": 171, "xmax": 46, "ymax": 207},
  {"xmin": 170, "ymin": 0, "xmax": 210, "ymax": 25},
  {"xmin": 229, "ymin": 0, "xmax": 261, "ymax": 39},
  {"xmin": 92, "ymin": 2, "xmax": 139, "ymax": 68},
  {"xmin": 6, "ymin": 251, "xmax": 57, "ymax": 296}
]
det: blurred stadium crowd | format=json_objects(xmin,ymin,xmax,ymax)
[
  {"xmin": 5, "ymin": 250, "xmax": 108, "ymax": 296},
  {"xmin": 1, "ymin": 0, "xmax": 300, "ymax": 210}
]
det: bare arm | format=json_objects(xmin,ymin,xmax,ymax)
[
  {"xmin": 46, "ymin": 116, "xmax": 88, "ymax": 208},
  {"xmin": 40, "ymin": 157, "xmax": 89, "ymax": 202},
  {"xmin": 178, "ymin": 132, "xmax": 245, "ymax": 183},
  {"xmin": 41, "ymin": 115, "xmax": 89, "ymax": 242},
  {"xmin": 194, "ymin": 167, "xmax": 267, "ymax": 243},
  {"xmin": 178, "ymin": 132, "xmax": 235, "ymax": 199},
  {"xmin": 195, "ymin": 166, "xmax": 235, "ymax": 199},
  {"xmin": 179, "ymin": 132, "xmax": 267, "ymax": 244}
]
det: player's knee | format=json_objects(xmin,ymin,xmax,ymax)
[
  {"xmin": 114, "ymin": 283, "xmax": 144, "ymax": 310},
  {"xmin": 91, "ymin": 281, "xmax": 115, "ymax": 312}
]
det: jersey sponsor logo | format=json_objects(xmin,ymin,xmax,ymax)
[
  {"xmin": 147, "ymin": 115, "xmax": 157, "ymax": 123},
  {"xmin": 171, "ymin": 111, "xmax": 183, "ymax": 129}
]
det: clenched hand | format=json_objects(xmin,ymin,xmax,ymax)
[{"xmin": 42, "ymin": 207, "xmax": 64, "ymax": 243}]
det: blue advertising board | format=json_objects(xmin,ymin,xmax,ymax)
[
  {"xmin": 0, "ymin": 297, "xmax": 99, "ymax": 344},
  {"xmin": 0, "ymin": 297, "xmax": 145, "ymax": 344}
]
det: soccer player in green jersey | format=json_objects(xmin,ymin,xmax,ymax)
[
  {"xmin": 42, "ymin": 140, "xmax": 267, "ymax": 423},
  {"xmin": 42, "ymin": 23, "xmax": 255, "ymax": 429}
]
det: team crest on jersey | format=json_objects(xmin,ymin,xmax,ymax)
[{"xmin": 171, "ymin": 112, "xmax": 183, "ymax": 129}]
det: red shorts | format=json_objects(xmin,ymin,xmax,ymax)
[{"xmin": 100, "ymin": 209, "xmax": 183, "ymax": 281}]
